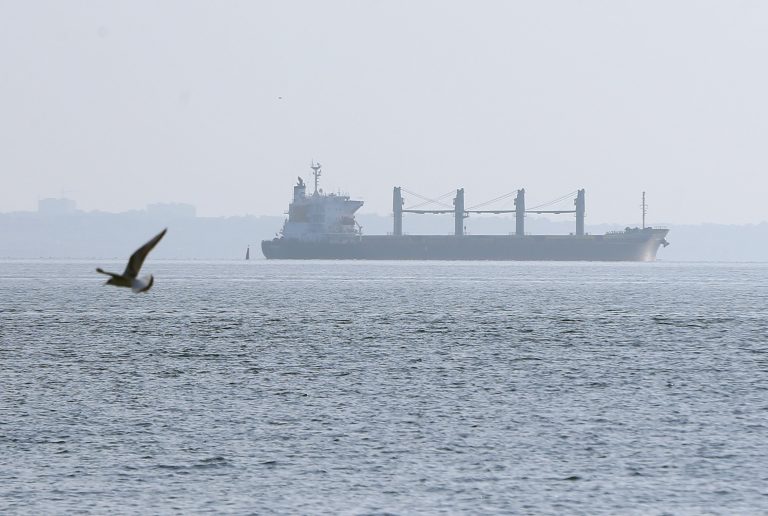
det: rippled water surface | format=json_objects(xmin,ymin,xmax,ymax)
[{"xmin": 2, "ymin": 260, "xmax": 768, "ymax": 514}]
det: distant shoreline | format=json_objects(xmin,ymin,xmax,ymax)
[{"xmin": 2, "ymin": 211, "xmax": 767, "ymax": 262}]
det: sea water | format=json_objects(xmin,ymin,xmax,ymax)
[{"xmin": 1, "ymin": 260, "xmax": 767, "ymax": 514}]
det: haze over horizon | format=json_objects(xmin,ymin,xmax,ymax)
[{"xmin": 2, "ymin": 1, "xmax": 767, "ymax": 224}]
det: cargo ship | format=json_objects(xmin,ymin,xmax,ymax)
[{"xmin": 261, "ymin": 163, "xmax": 669, "ymax": 261}]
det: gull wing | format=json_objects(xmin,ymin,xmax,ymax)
[{"xmin": 123, "ymin": 228, "xmax": 167, "ymax": 279}]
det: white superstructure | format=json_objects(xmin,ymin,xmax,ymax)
[{"xmin": 279, "ymin": 163, "xmax": 364, "ymax": 242}]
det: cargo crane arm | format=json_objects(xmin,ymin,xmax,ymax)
[
  {"xmin": 401, "ymin": 188, "xmax": 454, "ymax": 211},
  {"xmin": 394, "ymin": 186, "xmax": 586, "ymax": 237},
  {"xmin": 401, "ymin": 189, "xmax": 579, "ymax": 215}
]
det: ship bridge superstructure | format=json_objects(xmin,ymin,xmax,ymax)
[{"xmin": 280, "ymin": 163, "xmax": 364, "ymax": 242}]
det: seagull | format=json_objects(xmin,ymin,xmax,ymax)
[{"xmin": 96, "ymin": 228, "xmax": 167, "ymax": 293}]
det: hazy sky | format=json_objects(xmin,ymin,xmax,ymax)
[{"xmin": 2, "ymin": 1, "xmax": 767, "ymax": 224}]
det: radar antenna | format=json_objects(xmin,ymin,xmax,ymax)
[{"xmin": 311, "ymin": 161, "xmax": 322, "ymax": 195}]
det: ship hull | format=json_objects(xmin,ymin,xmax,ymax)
[{"xmin": 261, "ymin": 229, "xmax": 669, "ymax": 261}]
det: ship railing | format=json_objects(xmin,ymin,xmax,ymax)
[{"xmin": 604, "ymin": 226, "xmax": 669, "ymax": 236}]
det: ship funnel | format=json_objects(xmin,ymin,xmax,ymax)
[{"xmin": 294, "ymin": 177, "xmax": 306, "ymax": 201}]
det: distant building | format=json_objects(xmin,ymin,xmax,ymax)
[
  {"xmin": 146, "ymin": 202, "xmax": 196, "ymax": 218},
  {"xmin": 38, "ymin": 198, "xmax": 77, "ymax": 215}
]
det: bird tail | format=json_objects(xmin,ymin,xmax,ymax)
[{"xmin": 96, "ymin": 268, "xmax": 120, "ymax": 279}]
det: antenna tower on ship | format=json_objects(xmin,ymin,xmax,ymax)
[
  {"xmin": 311, "ymin": 161, "xmax": 322, "ymax": 195},
  {"xmin": 641, "ymin": 191, "xmax": 647, "ymax": 229}
]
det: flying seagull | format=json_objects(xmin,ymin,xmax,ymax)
[{"xmin": 96, "ymin": 228, "xmax": 167, "ymax": 293}]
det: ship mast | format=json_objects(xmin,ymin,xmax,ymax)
[
  {"xmin": 311, "ymin": 161, "xmax": 322, "ymax": 196},
  {"xmin": 642, "ymin": 191, "xmax": 647, "ymax": 229}
]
